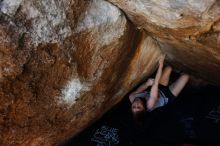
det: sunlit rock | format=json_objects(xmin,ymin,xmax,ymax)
[
  {"xmin": 108, "ymin": 0, "xmax": 220, "ymax": 84},
  {"xmin": 0, "ymin": 0, "xmax": 161, "ymax": 145},
  {"xmin": 2, "ymin": 0, "xmax": 219, "ymax": 145}
]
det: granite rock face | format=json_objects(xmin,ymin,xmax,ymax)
[
  {"xmin": 0, "ymin": 0, "xmax": 162, "ymax": 145},
  {"xmin": 1, "ymin": 0, "xmax": 220, "ymax": 145},
  {"xmin": 108, "ymin": 0, "xmax": 220, "ymax": 85}
]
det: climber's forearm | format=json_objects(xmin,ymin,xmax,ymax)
[
  {"xmin": 135, "ymin": 78, "xmax": 154, "ymax": 93},
  {"xmin": 150, "ymin": 55, "xmax": 164, "ymax": 98}
]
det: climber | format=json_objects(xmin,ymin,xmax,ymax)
[{"xmin": 129, "ymin": 55, "xmax": 190, "ymax": 120}]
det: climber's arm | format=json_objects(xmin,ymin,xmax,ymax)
[
  {"xmin": 135, "ymin": 78, "xmax": 154, "ymax": 93},
  {"xmin": 129, "ymin": 78, "xmax": 154, "ymax": 103},
  {"xmin": 147, "ymin": 55, "xmax": 165, "ymax": 109}
]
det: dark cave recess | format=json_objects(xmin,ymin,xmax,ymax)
[{"xmin": 62, "ymin": 83, "xmax": 220, "ymax": 146}]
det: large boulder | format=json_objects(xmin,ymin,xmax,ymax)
[
  {"xmin": 2, "ymin": 0, "xmax": 219, "ymax": 145},
  {"xmin": 108, "ymin": 0, "xmax": 220, "ymax": 85},
  {"xmin": 0, "ymin": 0, "xmax": 162, "ymax": 145}
]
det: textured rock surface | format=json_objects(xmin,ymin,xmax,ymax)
[
  {"xmin": 0, "ymin": 0, "xmax": 162, "ymax": 145},
  {"xmin": 108, "ymin": 0, "xmax": 220, "ymax": 85},
  {"xmin": 2, "ymin": 0, "xmax": 220, "ymax": 145}
]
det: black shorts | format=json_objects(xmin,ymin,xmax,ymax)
[{"xmin": 159, "ymin": 84, "xmax": 176, "ymax": 102}]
